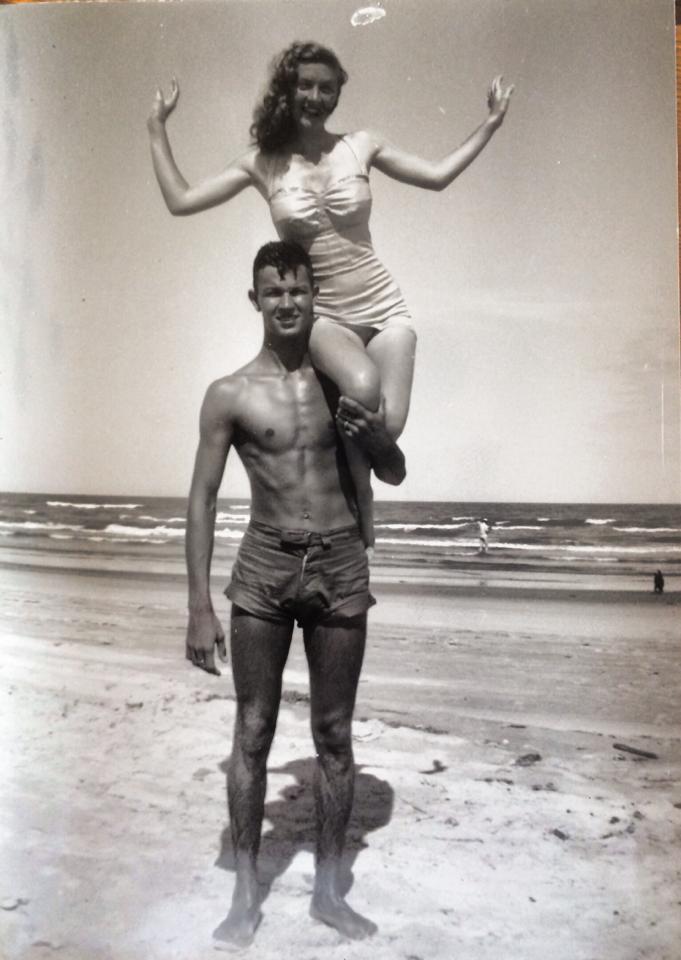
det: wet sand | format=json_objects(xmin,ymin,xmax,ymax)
[{"xmin": 1, "ymin": 558, "xmax": 680, "ymax": 959}]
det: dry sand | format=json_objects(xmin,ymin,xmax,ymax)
[{"xmin": 1, "ymin": 560, "xmax": 680, "ymax": 960}]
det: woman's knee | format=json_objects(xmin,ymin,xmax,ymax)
[{"xmin": 343, "ymin": 363, "xmax": 381, "ymax": 411}]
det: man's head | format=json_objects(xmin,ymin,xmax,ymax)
[
  {"xmin": 251, "ymin": 240, "xmax": 314, "ymax": 292},
  {"xmin": 249, "ymin": 241, "xmax": 318, "ymax": 342}
]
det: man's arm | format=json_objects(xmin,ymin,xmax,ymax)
[
  {"xmin": 336, "ymin": 396, "xmax": 406, "ymax": 486},
  {"xmin": 185, "ymin": 379, "xmax": 235, "ymax": 675}
]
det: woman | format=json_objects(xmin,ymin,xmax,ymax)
[{"xmin": 148, "ymin": 42, "xmax": 513, "ymax": 547}]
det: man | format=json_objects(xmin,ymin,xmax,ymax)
[
  {"xmin": 478, "ymin": 517, "xmax": 490, "ymax": 555},
  {"xmin": 185, "ymin": 241, "xmax": 404, "ymax": 947}
]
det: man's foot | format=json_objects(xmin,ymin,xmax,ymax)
[
  {"xmin": 213, "ymin": 900, "xmax": 262, "ymax": 949},
  {"xmin": 310, "ymin": 893, "xmax": 377, "ymax": 940}
]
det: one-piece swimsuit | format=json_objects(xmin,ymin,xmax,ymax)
[{"xmin": 266, "ymin": 136, "xmax": 413, "ymax": 332}]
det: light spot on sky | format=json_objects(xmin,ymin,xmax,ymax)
[{"xmin": 351, "ymin": 5, "xmax": 386, "ymax": 27}]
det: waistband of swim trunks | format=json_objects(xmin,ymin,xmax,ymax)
[{"xmin": 248, "ymin": 519, "xmax": 360, "ymax": 544}]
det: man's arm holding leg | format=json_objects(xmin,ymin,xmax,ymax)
[
  {"xmin": 186, "ymin": 380, "xmax": 235, "ymax": 675},
  {"xmin": 336, "ymin": 396, "xmax": 406, "ymax": 486}
]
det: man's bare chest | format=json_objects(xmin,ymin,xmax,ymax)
[{"xmin": 235, "ymin": 374, "xmax": 337, "ymax": 454}]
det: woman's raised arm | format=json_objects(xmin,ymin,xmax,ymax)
[
  {"xmin": 147, "ymin": 79, "xmax": 255, "ymax": 216},
  {"xmin": 368, "ymin": 76, "xmax": 514, "ymax": 192}
]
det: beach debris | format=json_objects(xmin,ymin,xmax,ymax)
[
  {"xmin": 507, "ymin": 723, "xmax": 527, "ymax": 729},
  {"xmin": 531, "ymin": 781, "xmax": 557, "ymax": 792},
  {"xmin": 515, "ymin": 752, "xmax": 542, "ymax": 766},
  {"xmin": 352, "ymin": 718, "xmax": 385, "ymax": 742},
  {"xmin": 403, "ymin": 798, "xmax": 432, "ymax": 821},
  {"xmin": 192, "ymin": 767, "xmax": 214, "ymax": 782},
  {"xmin": 125, "ymin": 701, "xmax": 144, "ymax": 710},
  {"xmin": 479, "ymin": 777, "xmax": 514, "ymax": 786},
  {"xmin": 419, "ymin": 759, "xmax": 447, "ymax": 775},
  {"xmin": 444, "ymin": 817, "xmax": 459, "ymax": 827},
  {"xmin": 1, "ymin": 897, "xmax": 29, "ymax": 911},
  {"xmin": 612, "ymin": 742, "xmax": 658, "ymax": 760},
  {"xmin": 551, "ymin": 828, "xmax": 569, "ymax": 841}
]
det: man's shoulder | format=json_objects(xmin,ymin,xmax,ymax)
[{"xmin": 202, "ymin": 357, "xmax": 274, "ymax": 411}]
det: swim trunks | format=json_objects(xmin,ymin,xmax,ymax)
[
  {"xmin": 266, "ymin": 137, "xmax": 414, "ymax": 334},
  {"xmin": 225, "ymin": 520, "xmax": 376, "ymax": 626}
]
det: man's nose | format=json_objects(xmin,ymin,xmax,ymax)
[
  {"xmin": 279, "ymin": 292, "xmax": 294, "ymax": 309},
  {"xmin": 306, "ymin": 86, "xmax": 320, "ymax": 102}
]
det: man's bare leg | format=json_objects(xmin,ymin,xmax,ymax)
[
  {"xmin": 304, "ymin": 613, "xmax": 378, "ymax": 940},
  {"xmin": 213, "ymin": 607, "xmax": 293, "ymax": 948}
]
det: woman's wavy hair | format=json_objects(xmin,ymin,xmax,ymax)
[{"xmin": 250, "ymin": 42, "xmax": 348, "ymax": 153}]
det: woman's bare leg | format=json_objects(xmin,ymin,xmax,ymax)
[
  {"xmin": 365, "ymin": 326, "xmax": 417, "ymax": 440},
  {"xmin": 309, "ymin": 320, "xmax": 379, "ymax": 548}
]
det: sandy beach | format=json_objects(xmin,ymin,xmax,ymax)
[{"xmin": 1, "ymin": 555, "xmax": 680, "ymax": 960}]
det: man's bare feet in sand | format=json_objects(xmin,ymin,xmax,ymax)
[
  {"xmin": 310, "ymin": 892, "xmax": 377, "ymax": 940},
  {"xmin": 213, "ymin": 879, "xmax": 262, "ymax": 949}
]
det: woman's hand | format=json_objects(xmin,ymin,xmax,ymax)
[
  {"xmin": 148, "ymin": 78, "xmax": 180, "ymax": 129},
  {"xmin": 486, "ymin": 75, "xmax": 514, "ymax": 127}
]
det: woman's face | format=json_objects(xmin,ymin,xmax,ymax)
[{"xmin": 291, "ymin": 61, "xmax": 340, "ymax": 131}]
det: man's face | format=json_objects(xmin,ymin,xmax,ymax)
[{"xmin": 249, "ymin": 265, "xmax": 317, "ymax": 341}]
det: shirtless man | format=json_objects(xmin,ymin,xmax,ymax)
[{"xmin": 185, "ymin": 240, "xmax": 404, "ymax": 947}]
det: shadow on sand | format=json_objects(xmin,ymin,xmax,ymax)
[{"xmin": 215, "ymin": 756, "xmax": 394, "ymax": 901}]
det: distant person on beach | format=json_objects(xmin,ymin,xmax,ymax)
[
  {"xmin": 654, "ymin": 569, "xmax": 664, "ymax": 594},
  {"xmin": 185, "ymin": 241, "xmax": 403, "ymax": 947},
  {"xmin": 149, "ymin": 41, "xmax": 513, "ymax": 551},
  {"xmin": 478, "ymin": 518, "xmax": 490, "ymax": 554}
]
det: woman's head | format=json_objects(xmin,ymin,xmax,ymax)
[{"xmin": 250, "ymin": 42, "xmax": 348, "ymax": 153}]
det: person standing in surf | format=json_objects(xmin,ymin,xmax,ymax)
[{"xmin": 148, "ymin": 41, "xmax": 513, "ymax": 548}]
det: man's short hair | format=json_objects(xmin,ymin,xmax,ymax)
[{"xmin": 252, "ymin": 241, "xmax": 315, "ymax": 292}]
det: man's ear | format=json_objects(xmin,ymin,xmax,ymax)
[
  {"xmin": 248, "ymin": 289, "xmax": 260, "ymax": 312},
  {"xmin": 313, "ymin": 285, "xmax": 319, "ymax": 301}
]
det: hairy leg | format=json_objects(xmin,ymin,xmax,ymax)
[
  {"xmin": 365, "ymin": 326, "xmax": 417, "ymax": 439},
  {"xmin": 303, "ymin": 614, "xmax": 377, "ymax": 940},
  {"xmin": 309, "ymin": 319, "xmax": 378, "ymax": 547},
  {"xmin": 213, "ymin": 607, "xmax": 293, "ymax": 948}
]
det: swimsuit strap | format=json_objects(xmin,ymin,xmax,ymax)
[{"xmin": 339, "ymin": 135, "xmax": 368, "ymax": 177}]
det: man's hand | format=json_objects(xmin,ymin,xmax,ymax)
[
  {"xmin": 186, "ymin": 608, "xmax": 227, "ymax": 676},
  {"xmin": 336, "ymin": 396, "xmax": 406, "ymax": 485}
]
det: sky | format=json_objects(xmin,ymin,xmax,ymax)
[{"xmin": 1, "ymin": 0, "xmax": 679, "ymax": 502}]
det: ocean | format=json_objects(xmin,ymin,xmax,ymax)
[{"xmin": 1, "ymin": 493, "xmax": 679, "ymax": 581}]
